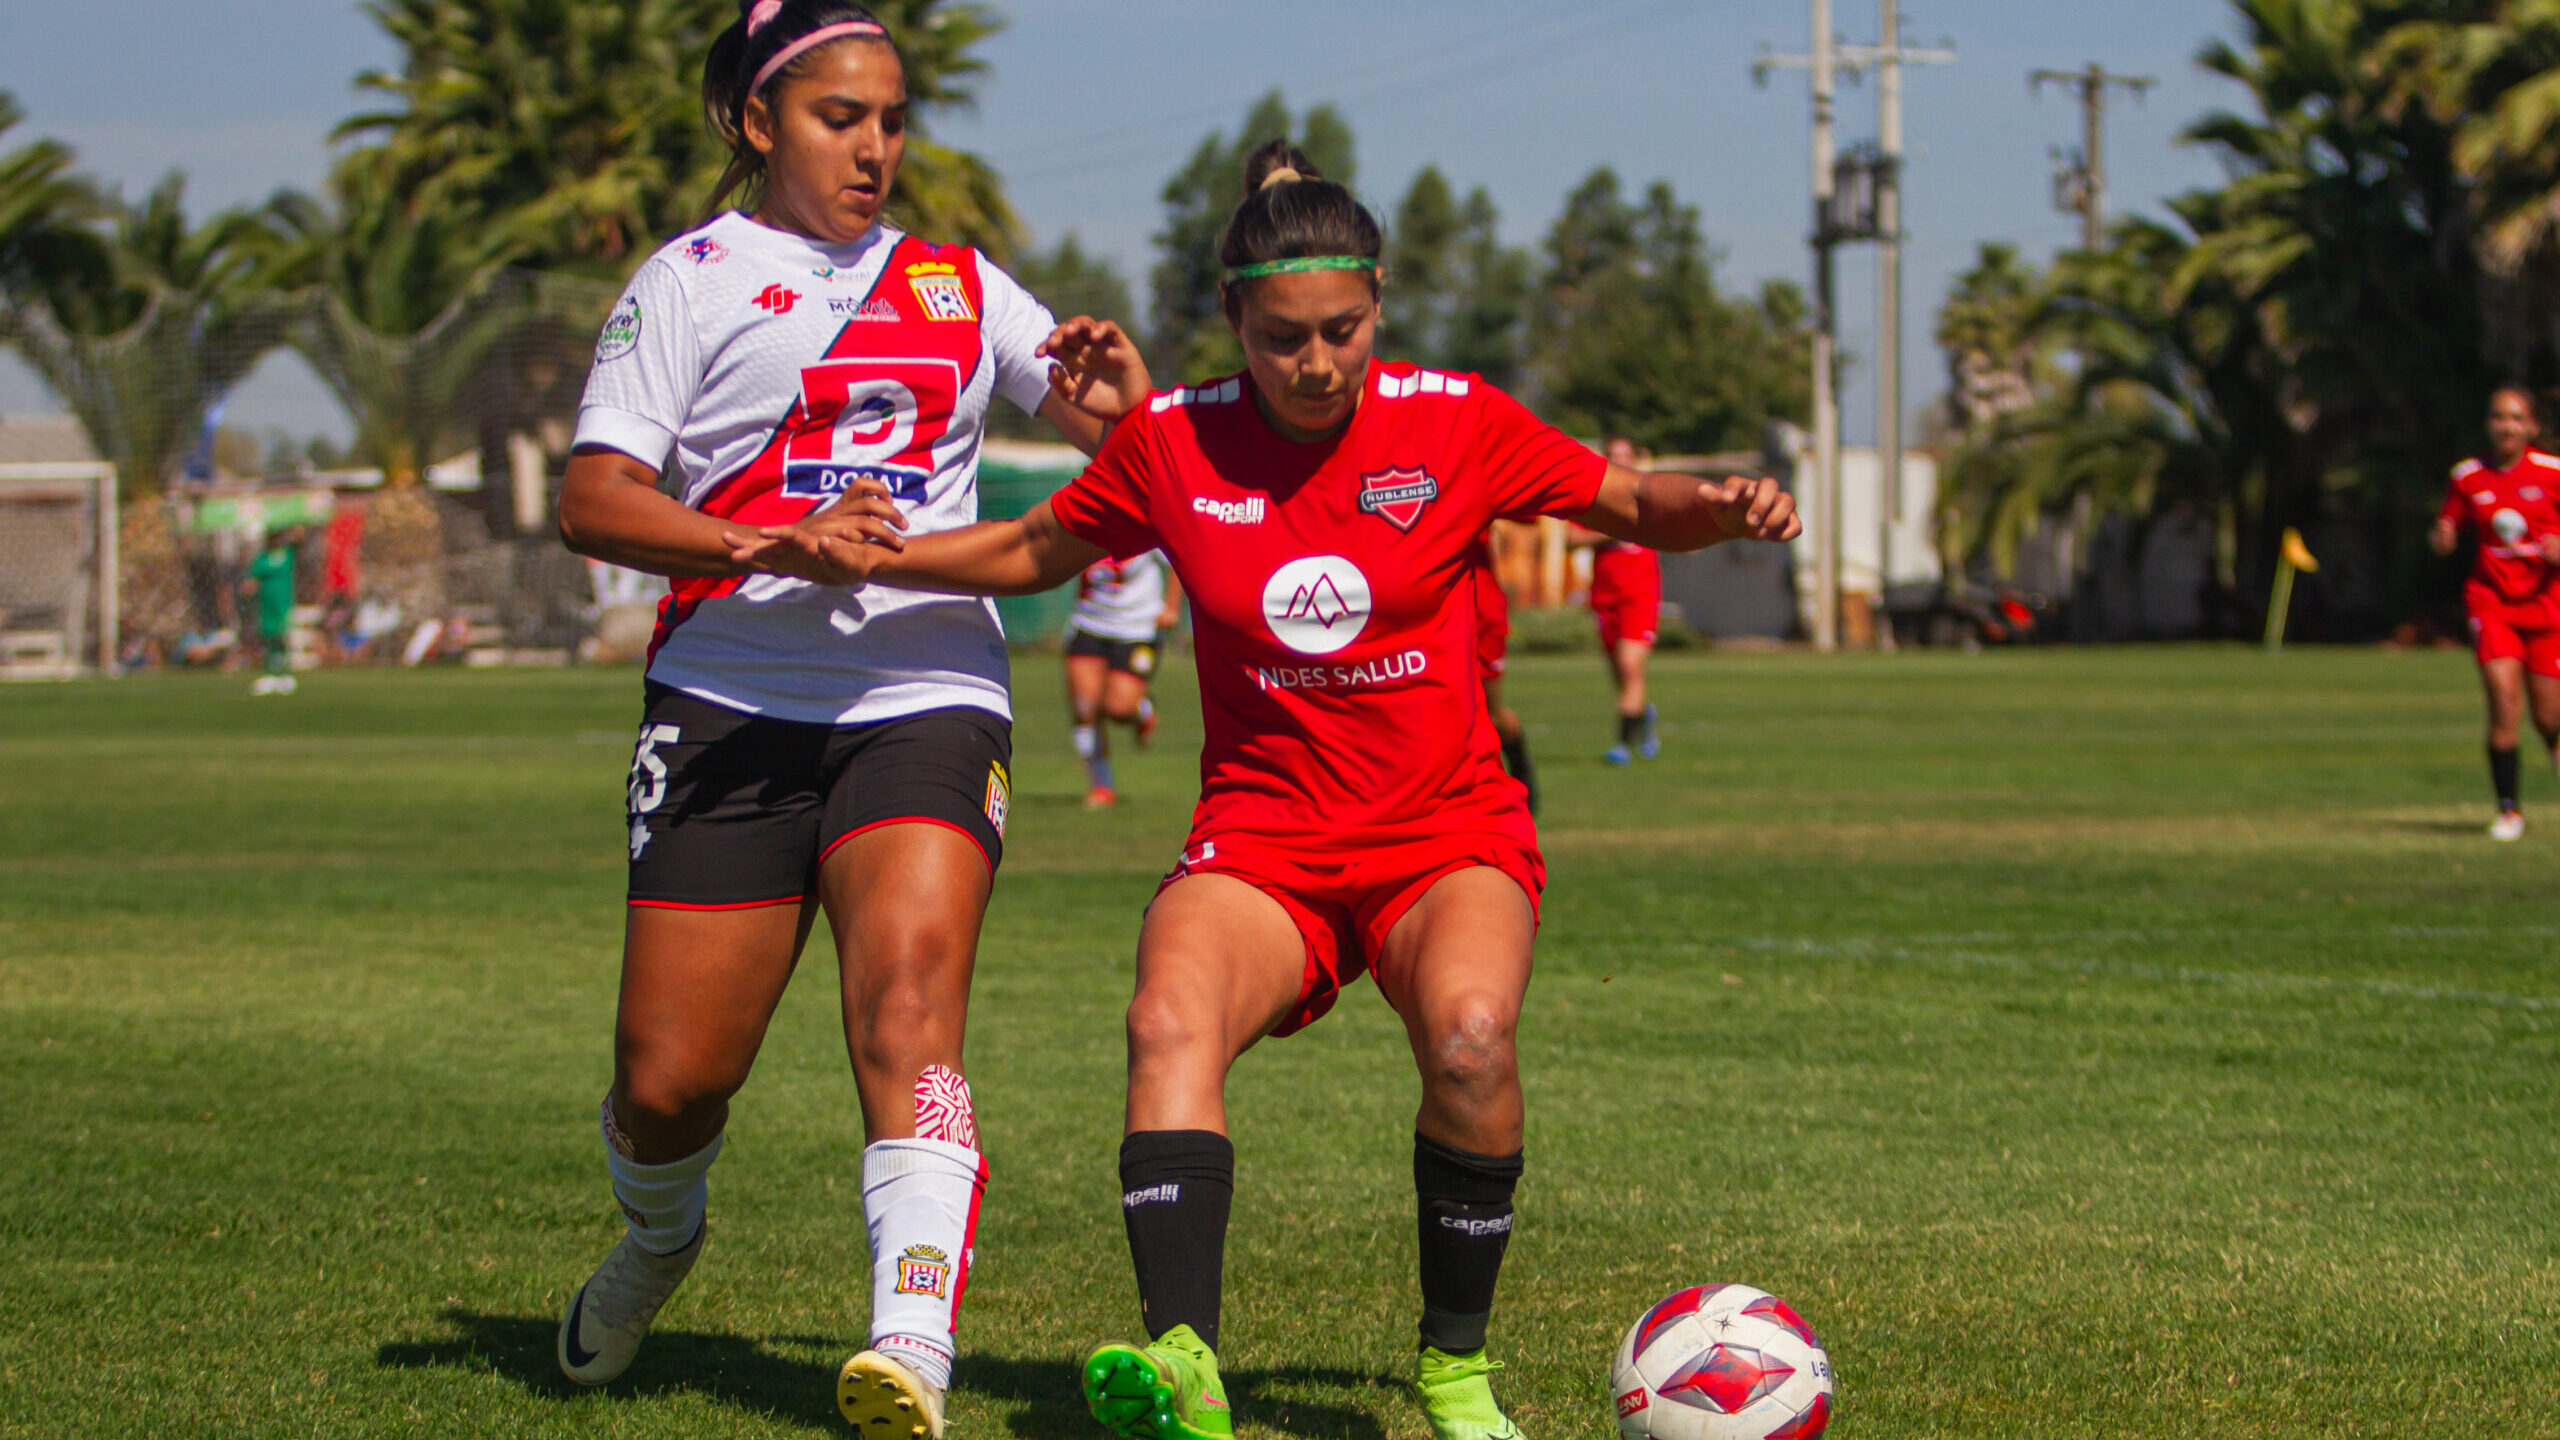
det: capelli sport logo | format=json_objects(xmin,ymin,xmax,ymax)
[{"xmin": 751, "ymin": 284, "xmax": 800, "ymax": 316}]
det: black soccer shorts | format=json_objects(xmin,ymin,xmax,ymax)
[
  {"xmin": 1065, "ymin": 624, "xmax": 1162, "ymax": 678},
  {"xmin": 623, "ymin": 683, "xmax": 1012, "ymax": 909}
]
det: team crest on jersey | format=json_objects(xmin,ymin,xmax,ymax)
[
  {"xmin": 1358, "ymin": 467, "xmax": 1440, "ymax": 531},
  {"xmin": 894, "ymin": 1244, "xmax": 952, "ymax": 1298},
  {"xmin": 984, "ymin": 761, "xmax": 1010, "ymax": 837},
  {"xmin": 682, "ymin": 235, "xmax": 728, "ymax": 266},
  {"xmin": 910, "ymin": 274, "xmax": 976, "ymax": 322}
]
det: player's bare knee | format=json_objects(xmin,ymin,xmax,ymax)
[
  {"xmin": 1421, "ymin": 1004, "xmax": 1518, "ymax": 1104},
  {"xmin": 1124, "ymin": 984, "xmax": 1215, "ymax": 1065},
  {"xmin": 616, "ymin": 1060, "xmax": 739, "ymax": 1137}
]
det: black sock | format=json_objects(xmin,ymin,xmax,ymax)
[
  {"xmin": 1500, "ymin": 731, "xmax": 1539, "ymax": 809},
  {"xmin": 1618, "ymin": 712, "xmax": 1643, "ymax": 746},
  {"xmin": 2492, "ymin": 745, "xmax": 2522, "ymax": 811},
  {"xmin": 1415, "ymin": 1133, "xmax": 1522, "ymax": 1354},
  {"xmin": 1120, "ymin": 1130, "xmax": 1233, "ymax": 1350}
]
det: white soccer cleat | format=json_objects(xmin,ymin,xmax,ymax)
[
  {"xmin": 2490, "ymin": 810, "xmax": 2527, "ymax": 842},
  {"xmin": 838, "ymin": 1348, "xmax": 947, "ymax": 1439},
  {"xmin": 556, "ymin": 1225, "xmax": 703, "ymax": 1386}
]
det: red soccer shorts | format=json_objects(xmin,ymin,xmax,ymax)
[
  {"xmin": 1157, "ymin": 828, "xmax": 1546, "ymax": 1037},
  {"xmin": 1473, "ymin": 564, "xmax": 1511, "ymax": 680},
  {"xmin": 1589, "ymin": 545, "xmax": 1662, "ymax": 649},
  {"xmin": 2471, "ymin": 596, "xmax": 2560, "ymax": 677}
]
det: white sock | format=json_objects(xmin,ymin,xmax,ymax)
[
  {"xmin": 1072, "ymin": 724, "xmax": 1098, "ymax": 760},
  {"xmin": 602, "ymin": 1099, "xmax": 720, "ymax": 1255},
  {"xmin": 1137, "ymin": 698, "xmax": 1154, "ymax": 724},
  {"xmin": 863, "ymin": 1138, "xmax": 987, "ymax": 1393}
]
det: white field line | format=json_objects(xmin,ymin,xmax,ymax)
[{"xmin": 1710, "ymin": 932, "xmax": 2560, "ymax": 1013}]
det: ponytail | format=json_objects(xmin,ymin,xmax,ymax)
[
  {"xmin": 1218, "ymin": 139, "xmax": 1384, "ymax": 307},
  {"xmin": 701, "ymin": 0, "xmax": 898, "ymax": 218}
]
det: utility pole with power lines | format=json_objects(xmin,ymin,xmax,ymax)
[{"xmin": 2032, "ymin": 63, "xmax": 2155, "ymax": 252}]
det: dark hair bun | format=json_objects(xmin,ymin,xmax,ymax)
[{"xmin": 1241, "ymin": 140, "xmax": 1321, "ymax": 200}]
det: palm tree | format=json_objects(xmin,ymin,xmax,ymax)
[
  {"xmin": 0, "ymin": 92, "xmax": 107, "ymax": 304},
  {"xmin": 336, "ymin": 0, "xmax": 1016, "ymax": 278},
  {"xmin": 2, "ymin": 175, "xmax": 297, "ymax": 492}
]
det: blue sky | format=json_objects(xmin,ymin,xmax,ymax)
[{"xmin": 0, "ymin": 0, "xmax": 2247, "ymax": 446}]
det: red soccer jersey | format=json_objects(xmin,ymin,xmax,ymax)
[
  {"xmin": 2441, "ymin": 451, "xmax": 2560, "ymax": 608},
  {"xmin": 1050, "ymin": 362, "xmax": 1606, "ymax": 843}
]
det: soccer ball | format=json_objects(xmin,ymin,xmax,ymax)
[{"xmin": 1610, "ymin": 1284, "xmax": 1834, "ymax": 1440}]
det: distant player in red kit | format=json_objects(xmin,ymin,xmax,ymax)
[
  {"xmin": 2432, "ymin": 385, "xmax": 2560, "ymax": 840},
  {"xmin": 1468, "ymin": 532, "xmax": 1537, "ymax": 813},
  {"xmin": 731, "ymin": 141, "xmax": 1799, "ymax": 1440},
  {"xmin": 1066, "ymin": 548, "xmax": 1183, "ymax": 807},
  {"xmin": 1581, "ymin": 437, "xmax": 1663, "ymax": 764}
]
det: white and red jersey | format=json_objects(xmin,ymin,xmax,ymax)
[
  {"xmin": 1069, "ymin": 550, "xmax": 1171, "ymax": 642},
  {"xmin": 575, "ymin": 211, "xmax": 1058, "ymax": 723},
  {"xmin": 1049, "ymin": 362, "xmax": 1606, "ymax": 843},
  {"xmin": 2441, "ymin": 451, "xmax": 2560, "ymax": 611}
]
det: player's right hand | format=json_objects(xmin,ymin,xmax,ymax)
[{"xmin": 2430, "ymin": 518, "xmax": 2459, "ymax": 556}]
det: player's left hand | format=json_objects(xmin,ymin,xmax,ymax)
[
  {"xmin": 2541, "ymin": 533, "xmax": 2560, "ymax": 566},
  {"xmin": 1041, "ymin": 317, "xmax": 1151, "ymax": 423},
  {"xmin": 724, "ymin": 480, "xmax": 908, "ymax": 585},
  {"xmin": 1703, "ymin": 475, "xmax": 1802, "ymax": 543}
]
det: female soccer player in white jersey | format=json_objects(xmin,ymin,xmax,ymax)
[
  {"xmin": 550, "ymin": 2, "xmax": 1148, "ymax": 1430},
  {"xmin": 1064, "ymin": 549, "xmax": 1184, "ymax": 807},
  {"xmin": 733, "ymin": 142, "xmax": 1800, "ymax": 1440}
]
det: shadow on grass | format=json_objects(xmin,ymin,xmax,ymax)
[
  {"xmin": 959, "ymin": 1355, "xmax": 1392, "ymax": 1440},
  {"xmin": 2375, "ymin": 816, "xmax": 2500, "ymax": 835},
  {"xmin": 378, "ymin": 1308, "xmax": 844, "ymax": 1431},
  {"xmin": 381, "ymin": 1315, "xmax": 1397, "ymax": 1439}
]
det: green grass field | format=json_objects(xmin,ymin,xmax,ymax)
[{"xmin": 3, "ymin": 647, "xmax": 2554, "ymax": 1438}]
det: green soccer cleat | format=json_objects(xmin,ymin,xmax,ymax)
[
  {"xmin": 1416, "ymin": 1346, "xmax": 1526, "ymax": 1440},
  {"xmin": 1083, "ymin": 1323, "xmax": 1232, "ymax": 1440}
]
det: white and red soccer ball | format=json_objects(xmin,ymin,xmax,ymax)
[{"xmin": 1610, "ymin": 1284, "xmax": 1834, "ymax": 1440}]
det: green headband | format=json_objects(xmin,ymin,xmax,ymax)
[{"xmin": 1222, "ymin": 255, "xmax": 1378, "ymax": 283}]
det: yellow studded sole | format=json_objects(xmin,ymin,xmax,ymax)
[{"xmin": 837, "ymin": 1351, "xmax": 942, "ymax": 1440}]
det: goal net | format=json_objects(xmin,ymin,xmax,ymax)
[{"xmin": 0, "ymin": 463, "xmax": 116, "ymax": 678}]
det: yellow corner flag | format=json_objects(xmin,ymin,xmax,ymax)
[{"xmin": 2265, "ymin": 527, "xmax": 2318, "ymax": 649}]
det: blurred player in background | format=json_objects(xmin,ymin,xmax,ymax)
[
  {"xmin": 1579, "ymin": 437, "xmax": 1662, "ymax": 764},
  {"xmin": 549, "ymin": 2, "xmax": 1147, "ymax": 1429},
  {"xmin": 1066, "ymin": 549, "xmax": 1183, "ymax": 808},
  {"xmin": 1469, "ymin": 531, "xmax": 1536, "ymax": 814},
  {"xmin": 2432, "ymin": 385, "xmax": 2560, "ymax": 840},
  {"xmin": 243, "ymin": 527, "xmax": 299, "ymax": 695},
  {"xmin": 731, "ymin": 139, "xmax": 1800, "ymax": 1440}
]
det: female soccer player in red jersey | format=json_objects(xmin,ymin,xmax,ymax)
[
  {"xmin": 550, "ymin": 2, "xmax": 1148, "ymax": 1428},
  {"xmin": 733, "ymin": 142, "xmax": 1799, "ymax": 1440},
  {"xmin": 1582, "ymin": 437, "xmax": 1665, "ymax": 764},
  {"xmin": 2431, "ymin": 385, "xmax": 2560, "ymax": 839}
]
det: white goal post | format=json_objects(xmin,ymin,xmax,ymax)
[{"xmin": 0, "ymin": 463, "xmax": 117, "ymax": 679}]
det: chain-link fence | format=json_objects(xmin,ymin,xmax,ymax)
[{"xmin": 2, "ymin": 267, "xmax": 1119, "ymax": 674}]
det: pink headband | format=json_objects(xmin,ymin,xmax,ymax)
[{"xmin": 751, "ymin": 19, "xmax": 889, "ymax": 94}]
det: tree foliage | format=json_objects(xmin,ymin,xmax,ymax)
[
  {"xmin": 1528, "ymin": 168, "xmax": 1811, "ymax": 454},
  {"xmin": 1934, "ymin": 0, "xmax": 2539, "ymax": 630},
  {"xmin": 1146, "ymin": 91, "xmax": 1355, "ymax": 382}
]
